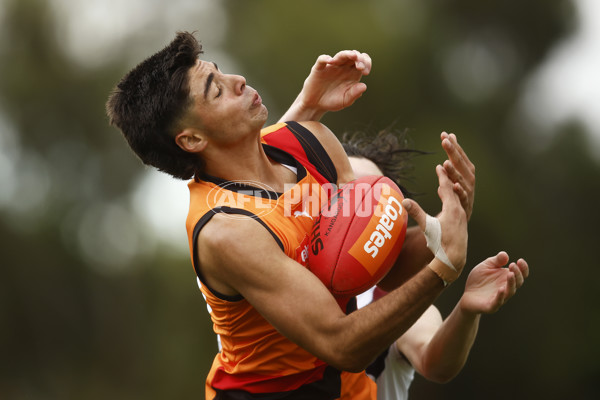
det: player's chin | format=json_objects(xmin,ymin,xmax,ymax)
[
  {"xmin": 250, "ymin": 107, "xmax": 268, "ymax": 129},
  {"xmin": 254, "ymin": 105, "xmax": 268, "ymax": 124}
]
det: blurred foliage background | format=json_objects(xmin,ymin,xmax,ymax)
[{"xmin": 1, "ymin": 0, "xmax": 599, "ymax": 399}]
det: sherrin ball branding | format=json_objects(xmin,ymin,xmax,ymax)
[{"xmin": 308, "ymin": 175, "xmax": 408, "ymax": 297}]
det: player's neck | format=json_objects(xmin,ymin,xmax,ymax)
[{"xmin": 202, "ymin": 137, "xmax": 292, "ymax": 192}]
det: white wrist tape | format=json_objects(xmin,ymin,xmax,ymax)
[{"xmin": 425, "ymin": 214, "xmax": 456, "ymax": 271}]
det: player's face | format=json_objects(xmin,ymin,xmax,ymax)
[
  {"xmin": 186, "ymin": 59, "xmax": 268, "ymax": 143},
  {"xmin": 348, "ymin": 156, "xmax": 383, "ymax": 178}
]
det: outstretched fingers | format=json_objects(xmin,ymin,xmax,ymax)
[
  {"xmin": 436, "ymin": 165, "xmax": 461, "ymax": 208},
  {"xmin": 510, "ymin": 259, "xmax": 529, "ymax": 288},
  {"xmin": 506, "ymin": 269, "xmax": 517, "ymax": 298},
  {"xmin": 490, "ymin": 251, "xmax": 510, "ymax": 267},
  {"xmin": 441, "ymin": 133, "xmax": 474, "ymax": 173},
  {"xmin": 402, "ymin": 198, "xmax": 428, "ymax": 231},
  {"xmin": 404, "ymin": 165, "xmax": 458, "ymax": 226},
  {"xmin": 441, "ymin": 132, "xmax": 475, "ymax": 219},
  {"xmin": 491, "ymin": 286, "xmax": 507, "ymax": 313},
  {"xmin": 517, "ymin": 258, "xmax": 529, "ymax": 279}
]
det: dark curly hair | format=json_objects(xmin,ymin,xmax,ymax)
[
  {"xmin": 106, "ymin": 31, "xmax": 204, "ymax": 180},
  {"xmin": 341, "ymin": 126, "xmax": 428, "ymax": 198}
]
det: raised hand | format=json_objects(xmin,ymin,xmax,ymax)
[
  {"xmin": 459, "ymin": 252, "xmax": 529, "ymax": 314},
  {"xmin": 440, "ymin": 133, "xmax": 475, "ymax": 220},
  {"xmin": 302, "ymin": 50, "xmax": 371, "ymax": 111},
  {"xmin": 278, "ymin": 50, "xmax": 372, "ymax": 122},
  {"xmin": 402, "ymin": 164, "xmax": 468, "ymax": 279}
]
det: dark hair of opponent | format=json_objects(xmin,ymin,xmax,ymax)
[{"xmin": 342, "ymin": 126, "xmax": 428, "ymax": 198}]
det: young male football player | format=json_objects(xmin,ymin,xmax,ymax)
[{"xmin": 107, "ymin": 31, "xmax": 475, "ymax": 399}]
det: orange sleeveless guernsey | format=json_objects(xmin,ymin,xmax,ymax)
[{"xmin": 186, "ymin": 122, "xmax": 377, "ymax": 400}]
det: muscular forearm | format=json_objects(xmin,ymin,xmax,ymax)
[
  {"xmin": 330, "ymin": 263, "xmax": 445, "ymax": 372},
  {"xmin": 278, "ymin": 96, "xmax": 325, "ymax": 123},
  {"xmin": 378, "ymin": 226, "xmax": 433, "ymax": 291},
  {"xmin": 418, "ymin": 304, "xmax": 481, "ymax": 383}
]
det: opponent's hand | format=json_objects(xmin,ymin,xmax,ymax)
[
  {"xmin": 440, "ymin": 133, "xmax": 475, "ymax": 220},
  {"xmin": 402, "ymin": 165, "xmax": 468, "ymax": 274},
  {"xmin": 459, "ymin": 252, "xmax": 529, "ymax": 314}
]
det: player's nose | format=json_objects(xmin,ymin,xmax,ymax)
[{"xmin": 227, "ymin": 74, "xmax": 246, "ymax": 95}]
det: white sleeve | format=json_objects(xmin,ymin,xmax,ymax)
[
  {"xmin": 356, "ymin": 286, "xmax": 375, "ymax": 309},
  {"xmin": 375, "ymin": 344, "xmax": 415, "ymax": 400}
]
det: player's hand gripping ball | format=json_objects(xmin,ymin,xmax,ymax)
[{"xmin": 308, "ymin": 175, "xmax": 408, "ymax": 296}]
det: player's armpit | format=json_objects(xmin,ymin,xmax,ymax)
[{"xmin": 197, "ymin": 213, "xmax": 353, "ymax": 366}]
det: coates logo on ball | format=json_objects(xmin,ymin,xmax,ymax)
[{"xmin": 308, "ymin": 175, "xmax": 408, "ymax": 297}]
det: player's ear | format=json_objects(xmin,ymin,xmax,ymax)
[{"xmin": 175, "ymin": 129, "xmax": 208, "ymax": 153}]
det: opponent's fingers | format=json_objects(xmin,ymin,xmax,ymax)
[
  {"xmin": 452, "ymin": 182, "xmax": 469, "ymax": 209},
  {"xmin": 490, "ymin": 251, "xmax": 510, "ymax": 267},
  {"xmin": 490, "ymin": 287, "xmax": 506, "ymax": 313},
  {"xmin": 443, "ymin": 159, "xmax": 464, "ymax": 184},
  {"xmin": 442, "ymin": 140, "xmax": 475, "ymax": 208},
  {"xmin": 442, "ymin": 138, "xmax": 469, "ymax": 178},
  {"xmin": 505, "ymin": 270, "xmax": 517, "ymax": 299},
  {"xmin": 509, "ymin": 262, "xmax": 525, "ymax": 288},
  {"xmin": 516, "ymin": 258, "xmax": 529, "ymax": 279},
  {"xmin": 442, "ymin": 133, "xmax": 475, "ymax": 177},
  {"xmin": 401, "ymin": 198, "xmax": 428, "ymax": 231},
  {"xmin": 450, "ymin": 133, "xmax": 474, "ymax": 169}
]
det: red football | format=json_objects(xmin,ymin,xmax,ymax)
[{"xmin": 308, "ymin": 175, "xmax": 408, "ymax": 297}]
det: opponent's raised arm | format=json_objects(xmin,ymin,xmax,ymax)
[
  {"xmin": 406, "ymin": 252, "xmax": 529, "ymax": 383},
  {"xmin": 278, "ymin": 50, "xmax": 372, "ymax": 123},
  {"xmin": 459, "ymin": 251, "xmax": 529, "ymax": 314}
]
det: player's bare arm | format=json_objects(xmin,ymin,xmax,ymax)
[
  {"xmin": 196, "ymin": 163, "xmax": 467, "ymax": 372},
  {"xmin": 278, "ymin": 50, "xmax": 372, "ymax": 123},
  {"xmin": 197, "ymin": 213, "xmax": 437, "ymax": 371},
  {"xmin": 401, "ymin": 252, "xmax": 529, "ymax": 383},
  {"xmin": 394, "ymin": 305, "xmax": 443, "ymax": 372}
]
